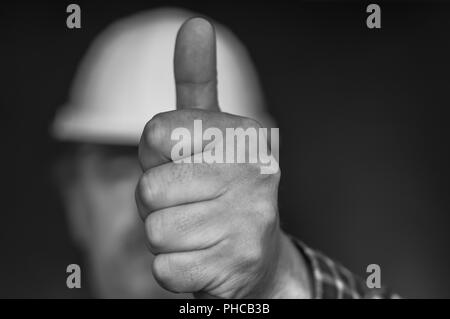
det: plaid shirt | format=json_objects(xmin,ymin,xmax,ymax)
[{"xmin": 292, "ymin": 238, "xmax": 400, "ymax": 299}]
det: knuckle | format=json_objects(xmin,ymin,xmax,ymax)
[
  {"xmin": 152, "ymin": 254, "xmax": 196, "ymax": 293},
  {"xmin": 138, "ymin": 169, "xmax": 161, "ymax": 208},
  {"xmin": 135, "ymin": 185, "xmax": 149, "ymax": 220},
  {"xmin": 152, "ymin": 255, "xmax": 172, "ymax": 287},
  {"xmin": 143, "ymin": 113, "xmax": 167, "ymax": 149},
  {"xmin": 145, "ymin": 213, "xmax": 164, "ymax": 250}
]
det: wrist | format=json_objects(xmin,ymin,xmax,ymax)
[{"xmin": 267, "ymin": 231, "xmax": 313, "ymax": 299}]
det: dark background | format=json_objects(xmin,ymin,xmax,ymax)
[{"xmin": 1, "ymin": 1, "xmax": 449, "ymax": 298}]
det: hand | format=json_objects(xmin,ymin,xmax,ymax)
[{"xmin": 136, "ymin": 18, "xmax": 311, "ymax": 298}]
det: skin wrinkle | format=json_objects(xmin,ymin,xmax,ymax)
[{"xmin": 134, "ymin": 17, "xmax": 311, "ymax": 298}]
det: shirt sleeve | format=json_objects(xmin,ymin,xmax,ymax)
[{"xmin": 291, "ymin": 237, "xmax": 401, "ymax": 299}]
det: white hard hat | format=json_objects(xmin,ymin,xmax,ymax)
[{"xmin": 51, "ymin": 7, "xmax": 270, "ymax": 145}]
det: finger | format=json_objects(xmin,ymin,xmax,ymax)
[
  {"xmin": 152, "ymin": 250, "xmax": 215, "ymax": 293},
  {"xmin": 144, "ymin": 201, "xmax": 226, "ymax": 254},
  {"xmin": 136, "ymin": 159, "xmax": 233, "ymax": 219},
  {"xmin": 138, "ymin": 109, "xmax": 257, "ymax": 170},
  {"xmin": 174, "ymin": 17, "xmax": 220, "ymax": 111}
]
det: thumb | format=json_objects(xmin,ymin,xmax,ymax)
[{"xmin": 174, "ymin": 17, "xmax": 220, "ymax": 111}]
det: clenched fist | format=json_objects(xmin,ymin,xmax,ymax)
[{"xmin": 135, "ymin": 18, "xmax": 311, "ymax": 298}]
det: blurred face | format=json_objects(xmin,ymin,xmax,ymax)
[{"xmin": 70, "ymin": 144, "xmax": 183, "ymax": 298}]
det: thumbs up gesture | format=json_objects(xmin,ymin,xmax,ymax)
[{"xmin": 136, "ymin": 18, "xmax": 311, "ymax": 298}]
